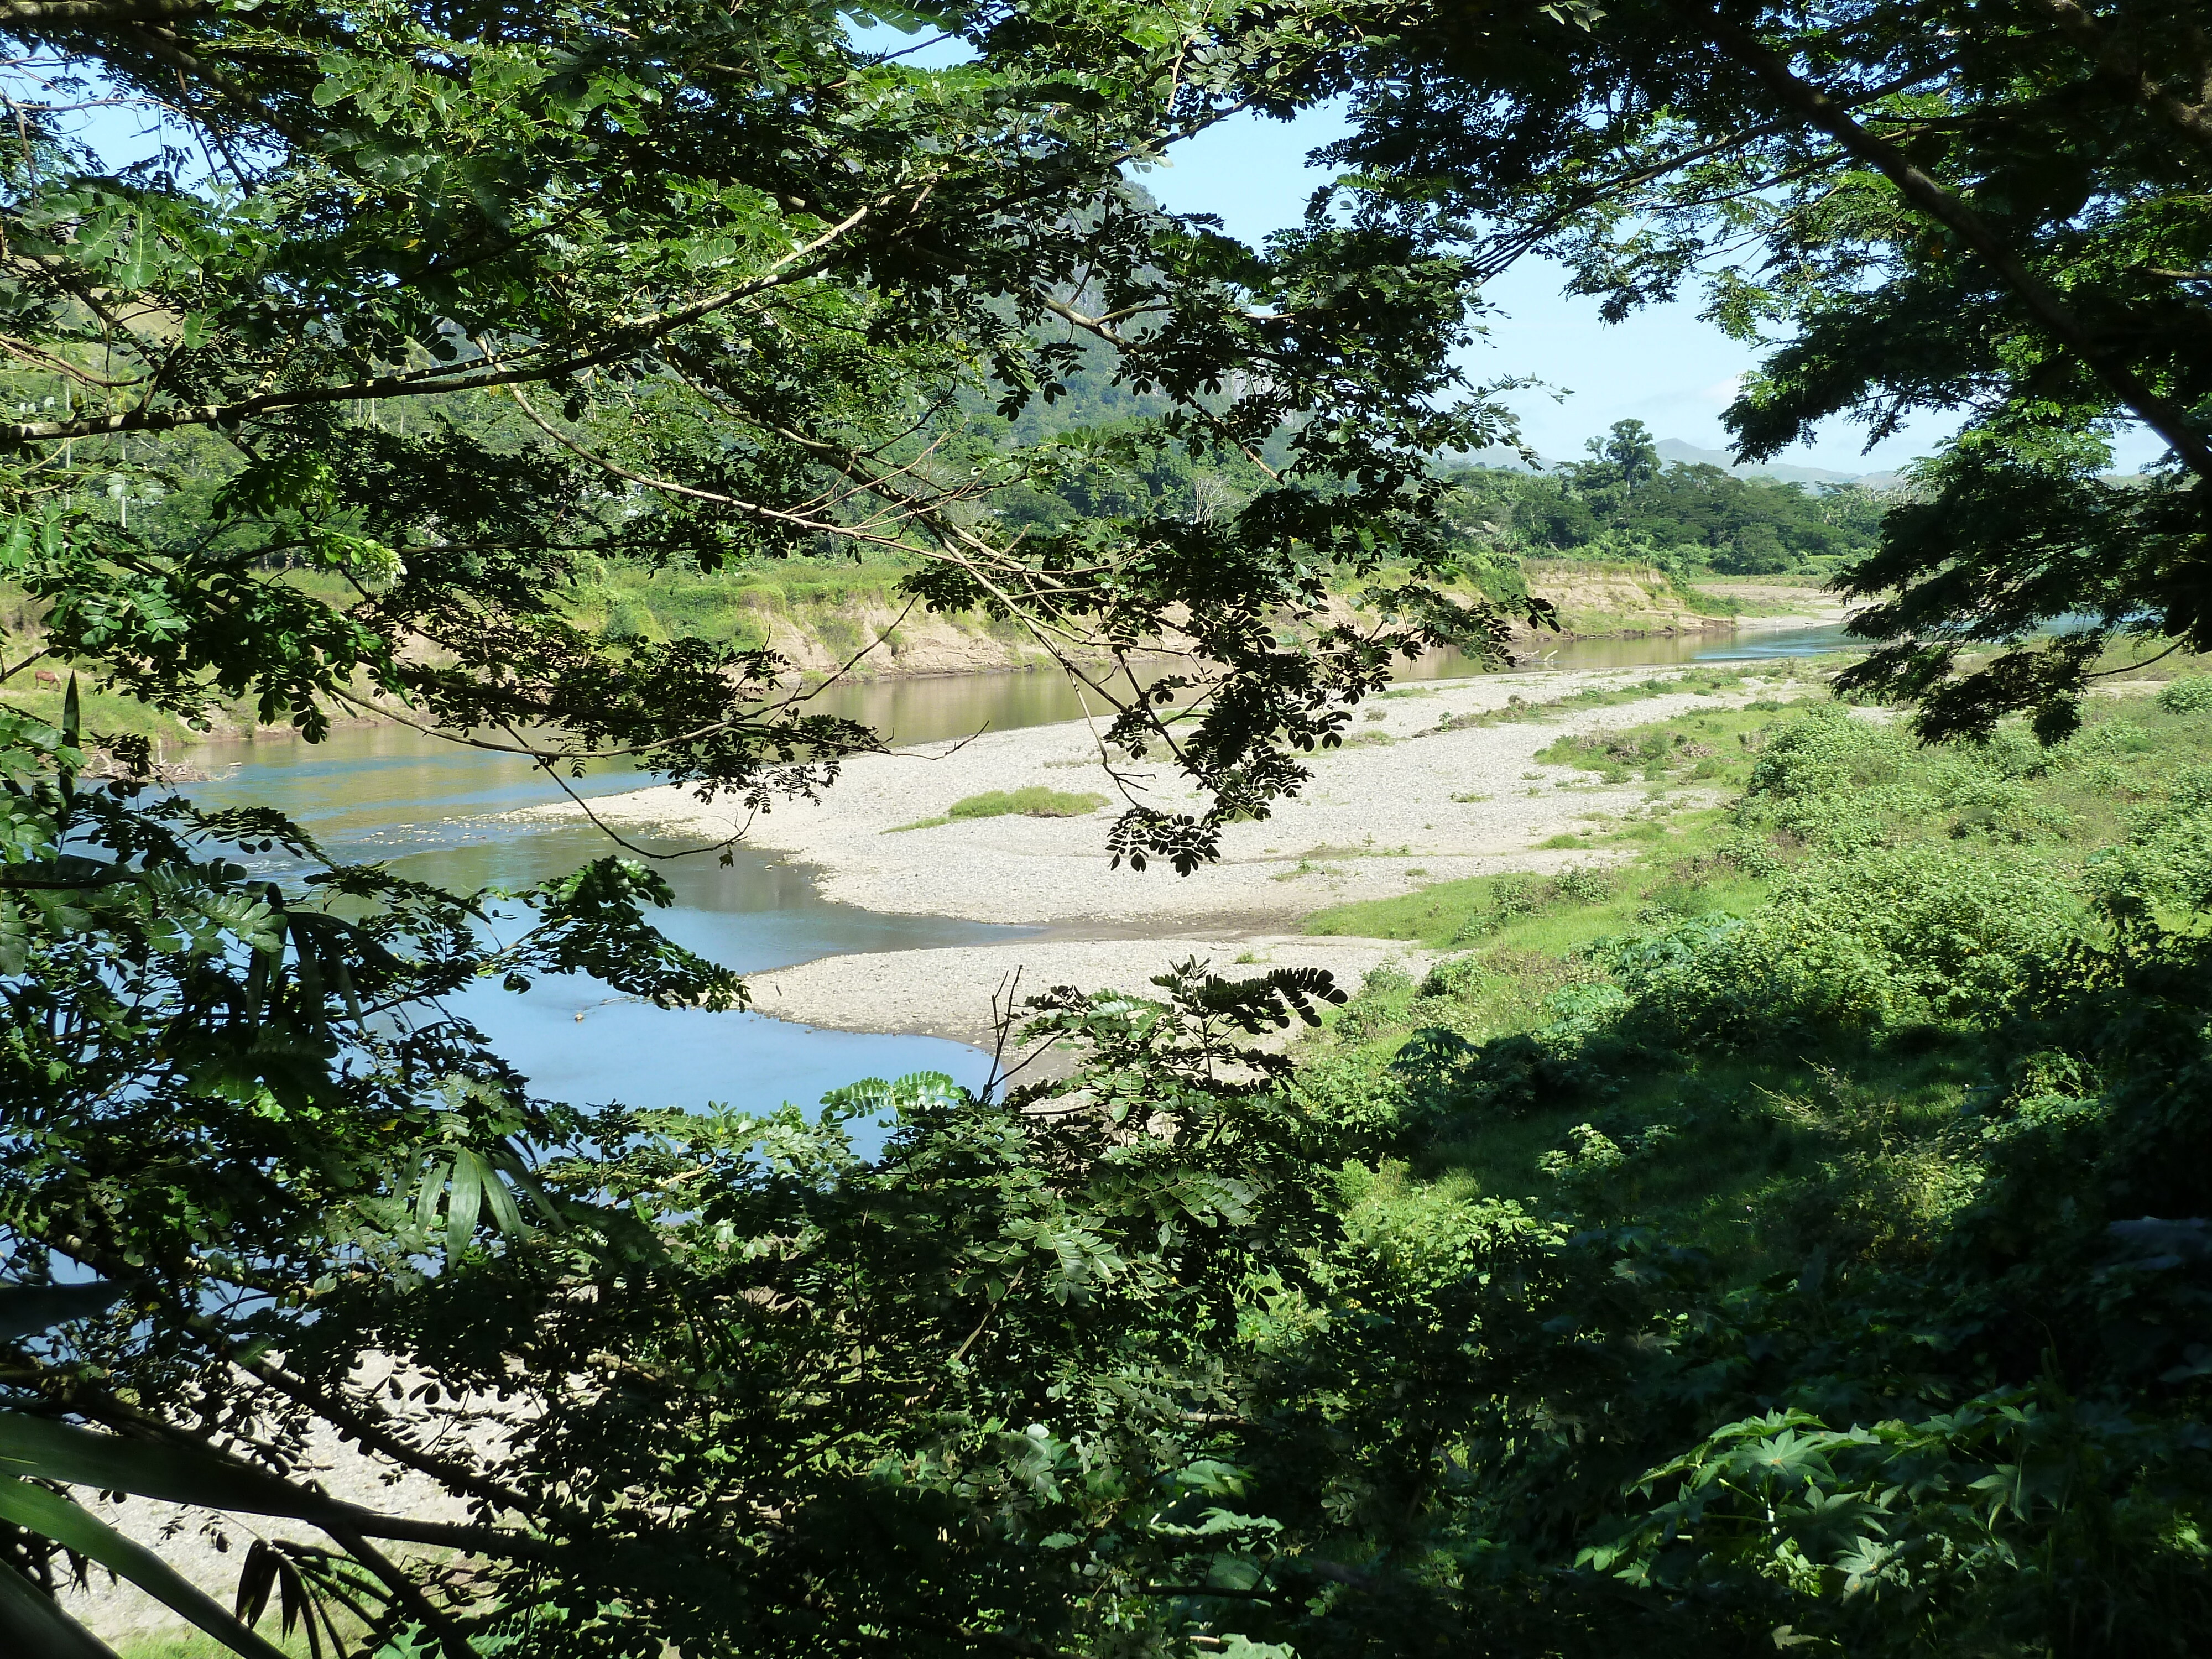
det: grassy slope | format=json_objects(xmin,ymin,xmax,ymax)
[{"xmin": 1292, "ymin": 663, "xmax": 2212, "ymax": 1286}]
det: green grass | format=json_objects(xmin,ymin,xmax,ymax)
[
  {"xmin": 1323, "ymin": 972, "xmax": 1983, "ymax": 1281},
  {"xmin": 560, "ymin": 554, "xmax": 928, "ymax": 653},
  {"xmin": 1533, "ymin": 679, "xmax": 2212, "ymax": 854},
  {"xmin": 1426, "ymin": 1034, "xmax": 1981, "ymax": 1281},
  {"xmin": 1422, "ymin": 659, "xmax": 1834, "ymax": 738},
  {"xmin": 1289, "ymin": 679, "xmax": 2212, "ymax": 1287},
  {"xmin": 0, "ymin": 681, "xmax": 202, "ymax": 747},
  {"xmin": 1532, "ymin": 693, "xmax": 1826, "ymax": 786},
  {"xmin": 114, "ymin": 1621, "xmax": 389, "ymax": 1659},
  {"xmin": 1310, "ymin": 682, "xmax": 2212, "ymax": 952},
  {"xmin": 1307, "ymin": 843, "xmax": 1764, "ymax": 954},
  {"xmin": 886, "ymin": 785, "xmax": 1108, "ymax": 833}
]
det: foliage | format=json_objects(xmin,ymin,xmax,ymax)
[
  {"xmin": 1601, "ymin": 843, "xmax": 2080, "ymax": 1041},
  {"xmin": 948, "ymin": 785, "xmax": 1109, "ymax": 820},
  {"xmin": 7, "ymin": 2, "xmax": 2212, "ymax": 1655},
  {"xmin": 888, "ymin": 784, "xmax": 1109, "ymax": 832},
  {"xmin": 2158, "ymin": 676, "xmax": 2212, "ymax": 714},
  {"xmin": 6, "ymin": 689, "xmax": 2209, "ymax": 1657},
  {"xmin": 0, "ymin": 0, "xmax": 1540, "ymax": 1650},
  {"xmin": 1256, "ymin": 681, "xmax": 2212, "ymax": 1656},
  {"xmin": 1448, "ymin": 419, "xmax": 1889, "ymax": 575},
  {"xmin": 1305, "ymin": 0, "xmax": 2212, "ymax": 738}
]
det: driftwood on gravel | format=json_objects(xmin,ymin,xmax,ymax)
[{"xmin": 78, "ymin": 749, "xmax": 225, "ymax": 784}]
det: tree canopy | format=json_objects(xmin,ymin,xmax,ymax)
[
  {"xmin": 0, "ymin": 1, "xmax": 1531, "ymax": 1650},
  {"xmin": 1311, "ymin": 0, "xmax": 2212, "ymax": 737},
  {"xmin": 3, "ymin": 3, "xmax": 2210, "ymax": 1657},
  {"xmin": 1448, "ymin": 418, "xmax": 1889, "ymax": 572}
]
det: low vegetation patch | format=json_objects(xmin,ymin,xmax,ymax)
[
  {"xmin": 1304, "ymin": 682, "xmax": 2212, "ymax": 1171},
  {"xmin": 1221, "ymin": 677, "xmax": 2212, "ymax": 1650},
  {"xmin": 887, "ymin": 784, "xmax": 1107, "ymax": 832},
  {"xmin": 1307, "ymin": 681, "xmax": 2211, "ymax": 1216}
]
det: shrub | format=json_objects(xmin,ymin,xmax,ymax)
[
  {"xmin": 1942, "ymin": 776, "xmax": 2076, "ymax": 842},
  {"xmin": 1333, "ymin": 1162, "xmax": 1558, "ymax": 1294},
  {"xmin": 1557, "ymin": 863, "xmax": 1616, "ymax": 904},
  {"xmin": 2089, "ymin": 764, "xmax": 2212, "ymax": 908},
  {"xmin": 1971, "ymin": 723, "xmax": 2051, "ymax": 780},
  {"xmin": 1743, "ymin": 706, "xmax": 1913, "ymax": 802},
  {"xmin": 2058, "ymin": 719, "xmax": 2154, "ymax": 765},
  {"xmin": 604, "ymin": 594, "xmax": 658, "ymax": 640},
  {"xmin": 1604, "ymin": 845, "xmax": 2079, "ymax": 1044},
  {"xmin": 2156, "ymin": 675, "xmax": 2212, "ymax": 713},
  {"xmin": 1358, "ymin": 960, "xmax": 1416, "ymax": 997},
  {"xmin": 1418, "ymin": 955, "xmax": 1485, "ymax": 998},
  {"xmin": 1389, "ymin": 983, "xmax": 1627, "ymax": 1125},
  {"xmin": 1736, "ymin": 708, "xmax": 1931, "ymax": 852}
]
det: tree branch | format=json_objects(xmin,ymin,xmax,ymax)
[
  {"xmin": 2025, "ymin": 0, "xmax": 2212, "ymax": 161},
  {"xmin": 1670, "ymin": 0, "xmax": 2212, "ymax": 481},
  {"xmin": 0, "ymin": 205, "xmax": 873, "ymax": 446},
  {"xmin": 0, "ymin": 1, "xmax": 209, "ymax": 23},
  {"xmin": 320, "ymin": 1524, "xmax": 480, "ymax": 1659}
]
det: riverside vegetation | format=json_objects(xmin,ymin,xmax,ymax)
[
  {"xmin": 85, "ymin": 654, "xmax": 2212, "ymax": 1655},
  {"xmin": 1240, "ymin": 661, "xmax": 2212, "ymax": 1651},
  {"xmin": 4, "ymin": 2, "xmax": 2212, "ymax": 1657},
  {"xmin": 0, "ymin": 395, "xmax": 1813, "ymax": 705}
]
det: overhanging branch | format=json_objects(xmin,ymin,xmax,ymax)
[
  {"xmin": 0, "ymin": 1, "xmax": 210, "ymax": 23},
  {"xmin": 0, "ymin": 205, "xmax": 874, "ymax": 446},
  {"xmin": 1669, "ymin": 0, "xmax": 2212, "ymax": 481}
]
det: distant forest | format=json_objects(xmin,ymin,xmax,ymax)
[
  {"xmin": 1442, "ymin": 419, "xmax": 1892, "ymax": 575},
  {"xmin": 988, "ymin": 361, "xmax": 1890, "ymax": 578}
]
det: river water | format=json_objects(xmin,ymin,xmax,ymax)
[{"xmin": 182, "ymin": 619, "xmax": 1854, "ymax": 1116}]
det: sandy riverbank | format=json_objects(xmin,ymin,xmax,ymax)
[
  {"xmin": 547, "ymin": 652, "xmax": 1830, "ymax": 1043},
  {"xmin": 744, "ymin": 932, "xmax": 1449, "ymax": 1050}
]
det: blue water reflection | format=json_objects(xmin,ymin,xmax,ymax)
[
  {"xmin": 184, "ymin": 728, "xmax": 1018, "ymax": 1117},
  {"xmin": 1688, "ymin": 621, "xmax": 1856, "ymax": 661}
]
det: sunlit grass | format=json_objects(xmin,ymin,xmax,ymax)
[
  {"xmin": 886, "ymin": 785, "xmax": 1108, "ymax": 833},
  {"xmin": 1292, "ymin": 679, "xmax": 2212, "ymax": 1288}
]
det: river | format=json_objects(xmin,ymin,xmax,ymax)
[{"xmin": 182, "ymin": 619, "xmax": 1855, "ymax": 1116}]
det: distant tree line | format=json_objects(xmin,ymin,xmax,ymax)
[
  {"xmin": 1442, "ymin": 419, "xmax": 1892, "ymax": 575},
  {"xmin": 983, "ymin": 402, "xmax": 1892, "ymax": 581}
]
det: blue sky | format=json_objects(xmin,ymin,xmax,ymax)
[{"xmin": 1137, "ymin": 105, "xmax": 2168, "ymax": 476}]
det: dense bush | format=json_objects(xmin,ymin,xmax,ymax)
[
  {"xmin": 2156, "ymin": 675, "xmax": 2212, "ymax": 713},
  {"xmin": 603, "ymin": 593, "xmax": 659, "ymax": 640},
  {"xmin": 2091, "ymin": 763, "xmax": 2212, "ymax": 910},
  {"xmin": 1604, "ymin": 844, "xmax": 2079, "ymax": 1041},
  {"xmin": 1256, "ymin": 695, "xmax": 2212, "ymax": 1656}
]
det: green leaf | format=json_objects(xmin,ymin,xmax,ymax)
[
  {"xmin": 478, "ymin": 1155, "xmax": 526, "ymax": 1236},
  {"xmin": 0, "ymin": 1415, "xmax": 349, "ymax": 1525},
  {"xmin": 447, "ymin": 1147, "xmax": 486, "ymax": 1256},
  {"xmin": 0, "ymin": 1477, "xmax": 292, "ymax": 1659},
  {"xmin": 0, "ymin": 1281, "xmax": 124, "ymax": 1342},
  {"xmin": 0, "ymin": 894, "xmax": 25, "ymax": 977},
  {"xmin": 58, "ymin": 674, "xmax": 78, "ymax": 813},
  {"xmin": 0, "ymin": 1557, "xmax": 120, "ymax": 1659},
  {"xmin": 415, "ymin": 1156, "xmax": 450, "ymax": 1233}
]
